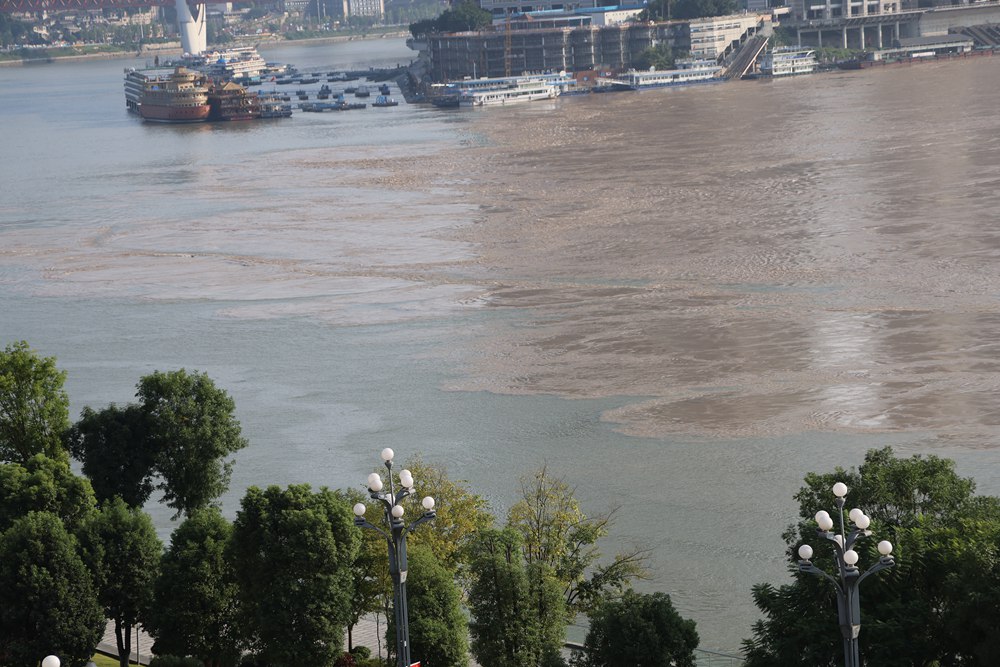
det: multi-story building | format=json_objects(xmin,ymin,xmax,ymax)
[
  {"xmin": 478, "ymin": 0, "xmax": 607, "ymax": 20},
  {"xmin": 687, "ymin": 13, "xmax": 761, "ymax": 59},
  {"xmin": 344, "ymin": 0, "xmax": 384, "ymax": 19}
]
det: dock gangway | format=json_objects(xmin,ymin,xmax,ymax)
[{"xmin": 722, "ymin": 34, "xmax": 769, "ymax": 80}]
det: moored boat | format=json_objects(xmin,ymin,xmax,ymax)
[
  {"xmin": 135, "ymin": 66, "xmax": 211, "ymax": 123},
  {"xmin": 207, "ymin": 81, "xmax": 261, "ymax": 121},
  {"xmin": 759, "ymin": 49, "xmax": 817, "ymax": 77},
  {"xmin": 372, "ymin": 95, "xmax": 399, "ymax": 107}
]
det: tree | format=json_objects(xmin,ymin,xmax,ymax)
[
  {"xmin": 334, "ymin": 488, "xmax": 388, "ymax": 652},
  {"xmin": 435, "ymin": 2, "xmax": 492, "ymax": 33},
  {"xmin": 0, "ymin": 340, "xmax": 71, "ymax": 464},
  {"xmin": 468, "ymin": 528, "xmax": 566, "ymax": 667},
  {"xmin": 632, "ymin": 44, "xmax": 675, "ymax": 71},
  {"xmin": 671, "ymin": 0, "xmax": 736, "ymax": 19},
  {"xmin": 80, "ymin": 498, "xmax": 162, "ymax": 667},
  {"xmin": 507, "ymin": 465, "xmax": 649, "ymax": 617},
  {"xmin": 401, "ymin": 456, "xmax": 494, "ymax": 572},
  {"xmin": 136, "ymin": 369, "xmax": 248, "ymax": 518},
  {"xmin": 230, "ymin": 484, "xmax": 359, "ymax": 666},
  {"xmin": 0, "ymin": 512, "xmax": 104, "ymax": 667},
  {"xmin": 387, "ymin": 545, "xmax": 469, "ymax": 667},
  {"xmin": 582, "ymin": 590, "xmax": 699, "ymax": 667},
  {"xmin": 67, "ymin": 403, "xmax": 155, "ymax": 508},
  {"xmin": 0, "ymin": 454, "xmax": 97, "ymax": 535},
  {"xmin": 742, "ymin": 447, "xmax": 1000, "ymax": 667},
  {"xmin": 147, "ymin": 508, "xmax": 242, "ymax": 667}
]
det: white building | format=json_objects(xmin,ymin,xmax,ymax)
[
  {"xmin": 345, "ymin": 0, "xmax": 384, "ymax": 19},
  {"xmin": 688, "ymin": 13, "xmax": 761, "ymax": 59}
]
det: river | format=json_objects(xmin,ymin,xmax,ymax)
[{"xmin": 3, "ymin": 38, "xmax": 1000, "ymax": 654}]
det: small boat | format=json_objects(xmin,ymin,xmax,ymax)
[
  {"xmin": 355, "ymin": 85, "xmax": 371, "ymax": 97},
  {"xmin": 317, "ymin": 84, "xmax": 332, "ymax": 99},
  {"xmin": 299, "ymin": 77, "xmax": 320, "ymax": 84},
  {"xmin": 296, "ymin": 90, "xmax": 309, "ymax": 100},
  {"xmin": 379, "ymin": 83, "xmax": 391, "ymax": 95},
  {"xmin": 372, "ymin": 95, "xmax": 398, "ymax": 107}
]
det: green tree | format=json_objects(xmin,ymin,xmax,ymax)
[
  {"xmin": 335, "ymin": 488, "xmax": 388, "ymax": 652},
  {"xmin": 0, "ymin": 454, "xmax": 97, "ymax": 535},
  {"xmin": 508, "ymin": 465, "xmax": 649, "ymax": 617},
  {"xmin": 80, "ymin": 498, "xmax": 162, "ymax": 667},
  {"xmin": 468, "ymin": 528, "xmax": 566, "ymax": 667},
  {"xmin": 582, "ymin": 590, "xmax": 699, "ymax": 667},
  {"xmin": 230, "ymin": 484, "xmax": 359, "ymax": 666},
  {"xmin": 401, "ymin": 457, "xmax": 494, "ymax": 571},
  {"xmin": 671, "ymin": 0, "xmax": 736, "ymax": 19},
  {"xmin": 387, "ymin": 545, "xmax": 469, "ymax": 667},
  {"xmin": 742, "ymin": 447, "xmax": 1000, "ymax": 667},
  {"xmin": 147, "ymin": 508, "xmax": 241, "ymax": 667},
  {"xmin": 67, "ymin": 403, "xmax": 155, "ymax": 508},
  {"xmin": 0, "ymin": 340, "xmax": 71, "ymax": 464},
  {"xmin": 0, "ymin": 512, "xmax": 105, "ymax": 667},
  {"xmin": 137, "ymin": 369, "xmax": 248, "ymax": 518},
  {"xmin": 436, "ymin": 1, "xmax": 492, "ymax": 33},
  {"xmin": 632, "ymin": 44, "xmax": 675, "ymax": 71}
]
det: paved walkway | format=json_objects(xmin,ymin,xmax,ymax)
[{"xmin": 99, "ymin": 615, "xmax": 410, "ymax": 664}]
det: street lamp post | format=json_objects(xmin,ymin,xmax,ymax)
[
  {"xmin": 353, "ymin": 448, "xmax": 436, "ymax": 667},
  {"xmin": 796, "ymin": 482, "xmax": 895, "ymax": 667}
]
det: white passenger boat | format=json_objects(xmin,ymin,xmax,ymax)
[
  {"xmin": 759, "ymin": 49, "xmax": 818, "ymax": 77},
  {"xmin": 608, "ymin": 60, "xmax": 723, "ymax": 91},
  {"xmin": 458, "ymin": 80, "xmax": 560, "ymax": 107}
]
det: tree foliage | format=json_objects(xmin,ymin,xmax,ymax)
[
  {"xmin": 409, "ymin": 1, "xmax": 492, "ymax": 37},
  {"xmin": 582, "ymin": 590, "xmax": 699, "ymax": 667},
  {"xmin": 671, "ymin": 0, "xmax": 737, "ymax": 19},
  {"xmin": 0, "ymin": 512, "xmax": 105, "ymax": 667},
  {"xmin": 136, "ymin": 369, "xmax": 248, "ymax": 517},
  {"xmin": 80, "ymin": 498, "xmax": 162, "ymax": 667},
  {"xmin": 508, "ymin": 465, "xmax": 649, "ymax": 616},
  {"xmin": 0, "ymin": 340, "xmax": 71, "ymax": 464},
  {"xmin": 230, "ymin": 484, "xmax": 359, "ymax": 666},
  {"xmin": 147, "ymin": 508, "xmax": 241, "ymax": 667},
  {"xmin": 69, "ymin": 369, "xmax": 247, "ymax": 518},
  {"xmin": 742, "ymin": 447, "xmax": 1000, "ymax": 667},
  {"xmin": 0, "ymin": 454, "xmax": 97, "ymax": 535},
  {"xmin": 402, "ymin": 456, "xmax": 494, "ymax": 572},
  {"xmin": 468, "ymin": 527, "xmax": 567, "ymax": 667},
  {"xmin": 388, "ymin": 545, "xmax": 469, "ymax": 667},
  {"xmin": 68, "ymin": 403, "xmax": 154, "ymax": 508},
  {"xmin": 632, "ymin": 44, "xmax": 675, "ymax": 71}
]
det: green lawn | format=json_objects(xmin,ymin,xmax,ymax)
[{"xmin": 91, "ymin": 654, "xmax": 137, "ymax": 667}]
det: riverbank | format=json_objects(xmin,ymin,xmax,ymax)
[{"xmin": 0, "ymin": 30, "xmax": 410, "ymax": 67}]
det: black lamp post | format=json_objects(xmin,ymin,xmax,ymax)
[
  {"xmin": 796, "ymin": 481, "xmax": 896, "ymax": 667},
  {"xmin": 353, "ymin": 448, "xmax": 436, "ymax": 667}
]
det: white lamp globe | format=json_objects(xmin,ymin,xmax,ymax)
[
  {"xmin": 878, "ymin": 540, "xmax": 894, "ymax": 556},
  {"xmin": 848, "ymin": 508, "xmax": 864, "ymax": 523},
  {"xmin": 855, "ymin": 514, "xmax": 871, "ymax": 530},
  {"xmin": 381, "ymin": 448, "xmax": 395, "ymax": 462},
  {"xmin": 400, "ymin": 469, "xmax": 414, "ymax": 488},
  {"xmin": 422, "ymin": 496, "xmax": 435, "ymax": 511},
  {"xmin": 353, "ymin": 503, "xmax": 367, "ymax": 517},
  {"xmin": 815, "ymin": 510, "xmax": 834, "ymax": 531},
  {"xmin": 798, "ymin": 544, "xmax": 813, "ymax": 560},
  {"xmin": 367, "ymin": 473, "xmax": 383, "ymax": 492},
  {"xmin": 832, "ymin": 482, "xmax": 848, "ymax": 498},
  {"xmin": 42, "ymin": 657, "xmax": 60, "ymax": 667},
  {"xmin": 843, "ymin": 549, "xmax": 859, "ymax": 566},
  {"xmin": 391, "ymin": 505, "xmax": 404, "ymax": 518}
]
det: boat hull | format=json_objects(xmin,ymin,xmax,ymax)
[{"xmin": 139, "ymin": 103, "xmax": 211, "ymax": 123}]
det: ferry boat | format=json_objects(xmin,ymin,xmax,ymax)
[
  {"xmin": 759, "ymin": 49, "xmax": 817, "ymax": 77},
  {"xmin": 207, "ymin": 81, "xmax": 261, "ymax": 121},
  {"xmin": 126, "ymin": 66, "xmax": 211, "ymax": 123},
  {"xmin": 372, "ymin": 95, "xmax": 399, "ymax": 107},
  {"xmin": 259, "ymin": 92, "xmax": 293, "ymax": 118},
  {"xmin": 458, "ymin": 80, "xmax": 560, "ymax": 107},
  {"xmin": 185, "ymin": 46, "xmax": 269, "ymax": 82},
  {"xmin": 606, "ymin": 60, "xmax": 723, "ymax": 91}
]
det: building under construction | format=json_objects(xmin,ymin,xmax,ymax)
[{"xmin": 426, "ymin": 13, "xmax": 762, "ymax": 81}]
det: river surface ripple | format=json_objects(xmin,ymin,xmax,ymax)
[{"xmin": 2, "ymin": 43, "xmax": 1000, "ymax": 654}]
